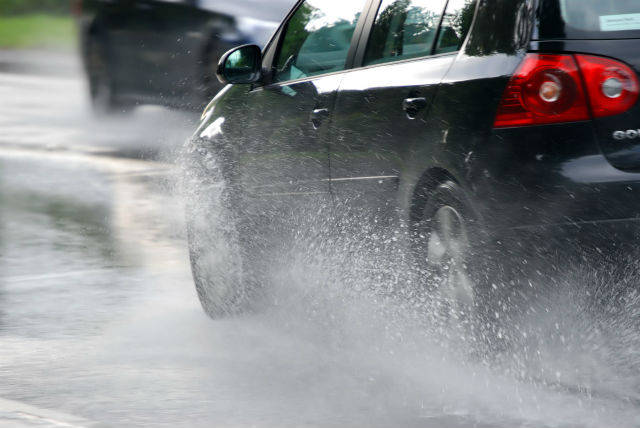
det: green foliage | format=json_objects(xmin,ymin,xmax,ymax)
[
  {"xmin": 0, "ymin": 15, "xmax": 75, "ymax": 49},
  {"xmin": 0, "ymin": 0, "xmax": 70, "ymax": 16}
]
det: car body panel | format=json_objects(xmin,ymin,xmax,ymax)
[
  {"xmin": 237, "ymin": 75, "xmax": 340, "ymax": 198},
  {"xmin": 531, "ymin": 38, "xmax": 640, "ymax": 172},
  {"xmin": 329, "ymin": 54, "xmax": 457, "ymax": 224},
  {"xmin": 192, "ymin": 0, "xmax": 640, "ymax": 254}
]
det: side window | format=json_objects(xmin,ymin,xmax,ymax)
[
  {"xmin": 363, "ymin": 0, "xmax": 448, "ymax": 66},
  {"xmin": 273, "ymin": 0, "xmax": 364, "ymax": 83},
  {"xmin": 434, "ymin": 0, "xmax": 476, "ymax": 54}
]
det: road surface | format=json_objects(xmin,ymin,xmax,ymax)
[{"xmin": 1, "ymin": 53, "xmax": 640, "ymax": 427}]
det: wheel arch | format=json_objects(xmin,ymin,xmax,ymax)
[{"xmin": 409, "ymin": 167, "xmax": 461, "ymax": 225}]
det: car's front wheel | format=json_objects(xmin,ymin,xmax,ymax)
[
  {"xmin": 183, "ymin": 140, "xmax": 261, "ymax": 319},
  {"xmin": 186, "ymin": 194, "xmax": 257, "ymax": 319}
]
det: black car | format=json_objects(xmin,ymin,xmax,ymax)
[
  {"xmin": 75, "ymin": 0, "xmax": 294, "ymax": 112},
  {"xmin": 186, "ymin": 0, "xmax": 640, "ymax": 320}
]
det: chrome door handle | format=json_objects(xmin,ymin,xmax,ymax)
[{"xmin": 402, "ymin": 97, "xmax": 428, "ymax": 118}]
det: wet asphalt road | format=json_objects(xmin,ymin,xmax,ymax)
[
  {"xmin": 0, "ymin": 53, "xmax": 197, "ymax": 160},
  {"xmin": 2, "ymin": 57, "xmax": 640, "ymax": 427},
  {"xmin": 0, "ymin": 149, "xmax": 465, "ymax": 428}
]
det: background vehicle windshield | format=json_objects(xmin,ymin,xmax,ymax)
[{"xmin": 538, "ymin": 0, "xmax": 640, "ymax": 39}]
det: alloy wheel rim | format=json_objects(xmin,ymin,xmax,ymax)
[{"xmin": 427, "ymin": 205, "xmax": 474, "ymax": 315}]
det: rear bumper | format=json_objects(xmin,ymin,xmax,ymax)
[{"xmin": 474, "ymin": 121, "xmax": 640, "ymax": 248}]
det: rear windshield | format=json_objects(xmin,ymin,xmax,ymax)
[{"xmin": 538, "ymin": 0, "xmax": 640, "ymax": 39}]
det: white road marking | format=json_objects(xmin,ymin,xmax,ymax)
[
  {"xmin": 0, "ymin": 397, "xmax": 97, "ymax": 427},
  {"xmin": 2, "ymin": 269, "xmax": 118, "ymax": 284},
  {"xmin": 0, "ymin": 146, "xmax": 172, "ymax": 171}
]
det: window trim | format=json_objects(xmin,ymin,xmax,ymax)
[
  {"xmin": 259, "ymin": 0, "xmax": 377, "ymax": 87},
  {"xmin": 354, "ymin": 49, "xmax": 458, "ymax": 73},
  {"xmin": 258, "ymin": 0, "xmax": 305, "ymax": 85},
  {"xmin": 431, "ymin": 0, "xmax": 451, "ymax": 55},
  {"xmin": 256, "ymin": 49, "xmax": 459, "ymax": 91},
  {"xmin": 350, "ymin": 0, "xmax": 383, "ymax": 67}
]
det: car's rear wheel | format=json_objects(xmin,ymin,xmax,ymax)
[
  {"xmin": 412, "ymin": 181, "xmax": 486, "ymax": 327},
  {"xmin": 427, "ymin": 204, "xmax": 475, "ymax": 313}
]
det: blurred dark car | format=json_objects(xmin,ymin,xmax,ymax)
[{"xmin": 73, "ymin": 0, "xmax": 294, "ymax": 112}]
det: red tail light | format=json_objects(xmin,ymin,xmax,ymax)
[
  {"xmin": 575, "ymin": 54, "xmax": 639, "ymax": 119},
  {"xmin": 494, "ymin": 53, "xmax": 639, "ymax": 128},
  {"xmin": 494, "ymin": 54, "xmax": 589, "ymax": 128}
]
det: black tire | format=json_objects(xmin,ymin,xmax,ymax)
[
  {"xmin": 87, "ymin": 36, "xmax": 133, "ymax": 115},
  {"xmin": 184, "ymin": 142, "xmax": 258, "ymax": 319},
  {"xmin": 187, "ymin": 217, "xmax": 253, "ymax": 318},
  {"xmin": 186, "ymin": 195, "xmax": 258, "ymax": 319}
]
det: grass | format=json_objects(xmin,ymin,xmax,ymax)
[{"xmin": 0, "ymin": 14, "xmax": 75, "ymax": 50}]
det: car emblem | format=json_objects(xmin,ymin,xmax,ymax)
[{"xmin": 613, "ymin": 129, "xmax": 640, "ymax": 140}]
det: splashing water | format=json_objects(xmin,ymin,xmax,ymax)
[{"xmin": 177, "ymin": 138, "xmax": 640, "ymax": 427}]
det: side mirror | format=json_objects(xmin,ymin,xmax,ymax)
[{"xmin": 216, "ymin": 44, "xmax": 262, "ymax": 85}]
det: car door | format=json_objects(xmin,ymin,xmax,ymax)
[
  {"xmin": 237, "ymin": 0, "xmax": 371, "ymax": 204},
  {"xmin": 328, "ymin": 0, "xmax": 472, "ymax": 227}
]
